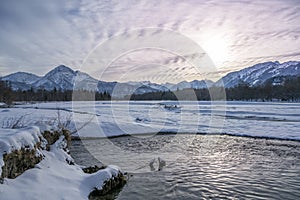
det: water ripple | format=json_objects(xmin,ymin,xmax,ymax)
[{"xmin": 70, "ymin": 135, "xmax": 300, "ymax": 199}]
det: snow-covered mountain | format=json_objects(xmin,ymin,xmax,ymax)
[
  {"xmin": 32, "ymin": 65, "xmax": 76, "ymax": 90},
  {"xmin": 2, "ymin": 72, "xmax": 41, "ymax": 84},
  {"xmin": 1, "ymin": 65, "xmax": 102, "ymax": 92},
  {"xmin": 31, "ymin": 65, "xmax": 103, "ymax": 91},
  {"xmin": 1, "ymin": 72, "xmax": 41, "ymax": 90},
  {"xmin": 164, "ymin": 80, "xmax": 214, "ymax": 90},
  {"xmin": 215, "ymin": 61, "xmax": 300, "ymax": 88},
  {"xmin": 125, "ymin": 80, "xmax": 213, "ymax": 93},
  {"xmin": 126, "ymin": 81, "xmax": 169, "ymax": 92},
  {"xmin": 0, "ymin": 65, "xmax": 172, "ymax": 95},
  {"xmin": 1, "ymin": 61, "xmax": 300, "ymax": 96}
]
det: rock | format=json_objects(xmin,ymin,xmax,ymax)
[
  {"xmin": 42, "ymin": 130, "xmax": 60, "ymax": 150},
  {"xmin": 82, "ymin": 165, "xmax": 106, "ymax": 174},
  {"xmin": 88, "ymin": 172, "xmax": 127, "ymax": 199},
  {"xmin": 62, "ymin": 129, "xmax": 71, "ymax": 148},
  {"xmin": 1, "ymin": 148, "xmax": 43, "ymax": 179}
]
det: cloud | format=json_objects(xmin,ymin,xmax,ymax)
[{"xmin": 0, "ymin": 0, "xmax": 299, "ymax": 82}]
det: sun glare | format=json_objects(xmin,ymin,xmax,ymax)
[
  {"xmin": 201, "ymin": 36, "xmax": 229, "ymax": 67},
  {"xmin": 185, "ymin": 32, "xmax": 230, "ymax": 68}
]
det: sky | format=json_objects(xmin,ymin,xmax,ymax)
[{"xmin": 0, "ymin": 0, "xmax": 299, "ymax": 83}]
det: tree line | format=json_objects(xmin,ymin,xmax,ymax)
[
  {"xmin": 1, "ymin": 76, "xmax": 300, "ymax": 105},
  {"xmin": 0, "ymin": 80, "xmax": 111, "ymax": 106},
  {"xmin": 0, "ymin": 80, "xmax": 14, "ymax": 105},
  {"xmin": 129, "ymin": 76, "xmax": 300, "ymax": 101}
]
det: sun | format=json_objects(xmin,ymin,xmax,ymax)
[
  {"xmin": 201, "ymin": 36, "xmax": 230, "ymax": 67},
  {"xmin": 185, "ymin": 32, "xmax": 230, "ymax": 68}
]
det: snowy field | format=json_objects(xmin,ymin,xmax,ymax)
[{"xmin": 0, "ymin": 101, "xmax": 299, "ymax": 140}]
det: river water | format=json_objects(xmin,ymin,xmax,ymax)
[{"xmin": 70, "ymin": 134, "xmax": 300, "ymax": 199}]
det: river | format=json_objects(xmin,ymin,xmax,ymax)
[{"xmin": 70, "ymin": 134, "xmax": 300, "ymax": 199}]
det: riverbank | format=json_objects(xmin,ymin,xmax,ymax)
[{"xmin": 0, "ymin": 126, "xmax": 126, "ymax": 199}]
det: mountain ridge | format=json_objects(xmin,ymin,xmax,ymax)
[
  {"xmin": 1, "ymin": 61, "xmax": 300, "ymax": 97},
  {"xmin": 215, "ymin": 61, "xmax": 300, "ymax": 88}
]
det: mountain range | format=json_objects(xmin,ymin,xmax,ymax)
[{"xmin": 1, "ymin": 61, "xmax": 300, "ymax": 97}]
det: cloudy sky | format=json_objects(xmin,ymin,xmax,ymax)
[{"xmin": 0, "ymin": 0, "xmax": 299, "ymax": 82}]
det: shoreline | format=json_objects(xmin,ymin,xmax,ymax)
[
  {"xmin": 8, "ymin": 99, "xmax": 300, "ymax": 104},
  {"xmin": 72, "ymin": 131, "xmax": 300, "ymax": 142}
]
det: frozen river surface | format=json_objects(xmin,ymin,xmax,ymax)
[{"xmin": 3, "ymin": 101, "xmax": 299, "ymax": 140}]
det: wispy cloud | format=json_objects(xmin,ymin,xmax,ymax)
[{"xmin": 0, "ymin": 0, "xmax": 299, "ymax": 82}]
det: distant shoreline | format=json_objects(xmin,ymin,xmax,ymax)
[{"xmin": 7, "ymin": 99, "xmax": 300, "ymax": 105}]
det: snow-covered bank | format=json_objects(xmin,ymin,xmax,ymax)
[
  {"xmin": 0, "ymin": 126, "xmax": 126, "ymax": 200},
  {"xmin": 0, "ymin": 102, "xmax": 7, "ymax": 107},
  {"xmin": 0, "ymin": 126, "xmax": 43, "ymax": 177}
]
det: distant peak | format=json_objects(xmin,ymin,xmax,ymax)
[
  {"xmin": 55, "ymin": 65, "xmax": 72, "ymax": 71},
  {"xmin": 43, "ymin": 65, "xmax": 75, "ymax": 78},
  {"xmin": 47, "ymin": 65, "xmax": 74, "ymax": 74},
  {"xmin": 242, "ymin": 61, "xmax": 281, "ymax": 71},
  {"xmin": 141, "ymin": 81, "xmax": 151, "ymax": 84},
  {"xmin": 258, "ymin": 61, "xmax": 279, "ymax": 66},
  {"xmin": 281, "ymin": 61, "xmax": 300, "ymax": 65},
  {"xmin": 262, "ymin": 60, "xmax": 299, "ymax": 66},
  {"xmin": 6, "ymin": 71, "xmax": 37, "ymax": 76},
  {"xmin": 179, "ymin": 80, "xmax": 189, "ymax": 84}
]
